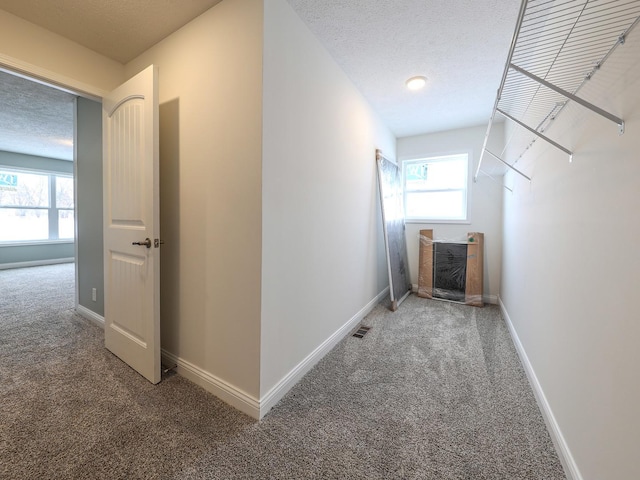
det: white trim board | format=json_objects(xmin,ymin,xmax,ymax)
[
  {"xmin": 258, "ymin": 286, "xmax": 391, "ymax": 419},
  {"xmin": 0, "ymin": 53, "xmax": 107, "ymax": 100},
  {"xmin": 498, "ymin": 297, "xmax": 583, "ymax": 480},
  {"xmin": 160, "ymin": 287, "xmax": 391, "ymax": 420},
  {"xmin": 76, "ymin": 304, "xmax": 261, "ymax": 418},
  {"xmin": 76, "ymin": 286, "xmax": 389, "ymax": 422},
  {"xmin": 0, "ymin": 257, "xmax": 74, "ymax": 270},
  {"xmin": 76, "ymin": 304, "xmax": 105, "ymax": 328},
  {"xmin": 483, "ymin": 294, "xmax": 498, "ymax": 305},
  {"xmin": 161, "ymin": 349, "xmax": 260, "ymax": 419}
]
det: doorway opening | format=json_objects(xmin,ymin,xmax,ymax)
[{"xmin": 0, "ymin": 67, "xmax": 104, "ymax": 323}]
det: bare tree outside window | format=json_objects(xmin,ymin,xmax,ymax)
[
  {"xmin": 0, "ymin": 171, "xmax": 49, "ymax": 210},
  {"xmin": 0, "ymin": 169, "xmax": 74, "ymax": 241},
  {"xmin": 56, "ymin": 176, "xmax": 74, "ymax": 208}
]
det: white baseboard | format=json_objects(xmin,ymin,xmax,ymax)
[
  {"xmin": 498, "ymin": 297, "xmax": 582, "ymax": 480},
  {"xmin": 161, "ymin": 349, "xmax": 261, "ymax": 419},
  {"xmin": 258, "ymin": 286, "xmax": 390, "ymax": 419},
  {"xmin": 125, "ymin": 287, "xmax": 388, "ymax": 421},
  {"xmin": 0, "ymin": 257, "xmax": 74, "ymax": 270},
  {"xmin": 75, "ymin": 308, "xmax": 260, "ymax": 418},
  {"xmin": 483, "ymin": 294, "xmax": 498, "ymax": 305},
  {"xmin": 75, "ymin": 304, "xmax": 105, "ymax": 328}
]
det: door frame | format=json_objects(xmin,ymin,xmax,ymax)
[
  {"xmin": 0, "ymin": 54, "xmax": 107, "ymax": 320},
  {"xmin": 0, "ymin": 53, "xmax": 107, "ymax": 100}
]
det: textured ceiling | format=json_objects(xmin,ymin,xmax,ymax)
[
  {"xmin": 0, "ymin": 0, "xmax": 522, "ymax": 162},
  {"xmin": 0, "ymin": 71, "xmax": 75, "ymax": 161},
  {"xmin": 0, "ymin": 0, "xmax": 222, "ymax": 161},
  {"xmin": 287, "ymin": 0, "xmax": 521, "ymax": 137},
  {"xmin": 0, "ymin": 0, "xmax": 223, "ymax": 64}
]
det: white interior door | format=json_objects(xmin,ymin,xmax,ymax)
[{"xmin": 103, "ymin": 65, "xmax": 160, "ymax": 383}]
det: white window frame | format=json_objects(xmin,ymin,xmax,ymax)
[
  {"xmin": 0, "ymin": 166, "xmax": 75, "ymax": 245},
  {"xmin": 402, "ymin": 152, "xmax": 471, "ymax": 224}
]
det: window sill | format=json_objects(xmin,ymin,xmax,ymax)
[
  {"xmin": 405, "ymin": 219, "xmax": 471, "ymax": 225},
  {"xmin": 0, "ymin": 240, "xmax": 74, "ymax": 247}
]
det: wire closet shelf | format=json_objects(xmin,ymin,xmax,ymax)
[{"xmin": 475, "ymin": 0, "xmax": 640, "ymax": 186}]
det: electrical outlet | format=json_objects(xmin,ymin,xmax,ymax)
[{"xmin": 92, "ymin": 288, "xmax": 97, "ymax": 302}]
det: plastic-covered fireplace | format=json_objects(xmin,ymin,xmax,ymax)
[{"xmin": 418, "ymin": 230, "xmax": 484, "ymax": 307}]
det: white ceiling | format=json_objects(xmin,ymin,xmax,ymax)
[
  {"xmin": 0, "ymin": 0, "xmax": 522, "ymax": 160},
  {"xmin": 287, "ymin": 0, "xmax": 521, "ymax": 137},
  {"xmin": 0, "ymin": 0, "xmax": 223, "ymax": 64},
  {"xmin": 0, "ymin": 0, "xmax": 223, "ymax": 161},
  {"xmin": 0, "ymin": 71, "xmax": 75, "ymax": 161}
]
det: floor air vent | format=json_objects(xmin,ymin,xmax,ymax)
[{"xmin": 353, "ymin": 326, "xmax": 371, "ymax": 338}]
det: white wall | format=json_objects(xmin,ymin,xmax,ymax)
[
  {"xmin": 261, "ymin": 0, "xmax": 395, "ymax": 405},
  {"xmin": 0, "ymin": 9, "xmax": 124, "ymax": 95},
  {"xmin": 500, "ymin": 28, "xmax": 640, "ymax": 480},
  {"xmin": 0, "ymin": 0, "xmax": 392, "ymax": 419},
  {"xmin": 397, "ymin": 124, "xmax": 504, "ymax": 303},
  {"xmin": 125, "ymin": 0, "xmax": 264, "ymax": 407}
]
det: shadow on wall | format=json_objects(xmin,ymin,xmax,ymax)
[{"xmin": 159, "ymin": 98, "xmax": 180, "ymax": 353}]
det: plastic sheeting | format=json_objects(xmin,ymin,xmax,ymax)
[
  {"xmin": 376, "ymin": 151, "xmax": 411, "ymax": 311},
  {"xmin": 418, "ymin": 230, "xmax": 484, "ymax": 307}
]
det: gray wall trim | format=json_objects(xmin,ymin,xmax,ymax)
[
  {"xmin": 0, "ymin": 150, "xmax": 73, "ymax": 173},
  {"xmin": 0, "ymin": 257, "xmax": 74, "ymax": 270},
  {"xmin": 0, "ymin": 242, "xmax": 75, "ymax": 265},
  {"xmin": 75, "ymin": 97, "xmax": 104, "ymax": 316}
]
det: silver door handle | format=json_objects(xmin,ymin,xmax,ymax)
[{"xmin": 132, "ymin": 238, "xmax": 152, "ymax": 248}]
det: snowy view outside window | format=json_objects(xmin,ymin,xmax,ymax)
[
  {"xmin": 403, "ymin": 153, "xmax": 469, "ymax": 221},
  {"xmin": 56, "ymin": 176, "xmax": 75, "ymax": 239},
  {"xmin": 0, "ymin": 170, "xmax": 74, "ymax": 242}
]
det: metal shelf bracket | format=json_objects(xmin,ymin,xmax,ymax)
[
  {"xmin": 509, "ymin": 63, "xmax": 624, "ymax": 133},
  {"xmin": 474, "ymin": 0, "xmax": 640, "ymax": 187},
  {"xmin": 484, "ymin": 149, "xmax": 531, "ymax": 182},
  {"xmin": 496, "ymin": 108, "xmax": 573, "ymax": 159}
]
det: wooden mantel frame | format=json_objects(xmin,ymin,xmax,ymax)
[{"xmin": 417, "ymin": 229, "xmax": 484, "ymax": 307}]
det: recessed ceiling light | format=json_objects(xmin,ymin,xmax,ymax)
[{"xmin": 406, "ymin": 76, "xmax": 427, "ymax": 91}]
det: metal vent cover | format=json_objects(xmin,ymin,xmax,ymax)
[{"xmin": 352, "ymin": 326, "xmax": 371, "ymax": 339}]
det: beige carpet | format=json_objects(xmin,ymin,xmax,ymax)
[{"xmin": 0, "ymin": 263, "xmax": 565, "ymax": 479}]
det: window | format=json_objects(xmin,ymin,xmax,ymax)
[
  {"xmin": 403, "ymin": 153, "xmax": 469, "ymax": 222},
  {"xmin": 0, "ymin": 169, "xmax": 74, "ymax": 242},
  {"xmin": 56, "ymin": 175, "xmax": 75, "ymax": 239}
]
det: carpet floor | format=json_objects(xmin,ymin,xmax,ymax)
[{"xmin": 0, "ymin": 263, "xmax": 566, "ymax": 479}]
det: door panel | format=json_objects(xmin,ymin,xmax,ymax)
[
  {"xmin": 103, "ymin": 65, "xmax": 160, "ymax": 384},
  {"xmin": 108, "ymin": 97, "xmax": 145, "ymax": 223}
]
